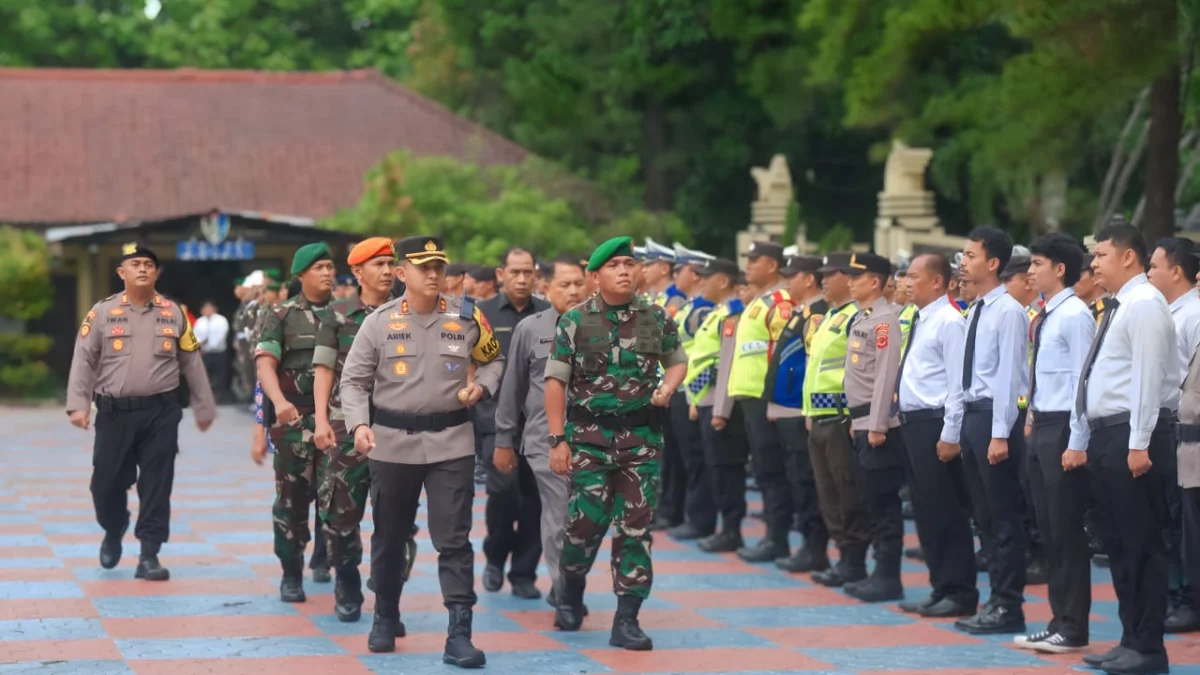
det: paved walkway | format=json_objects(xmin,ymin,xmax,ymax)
[{"xmin": 2, "ymin": 407, "xmax": 1200, "ymax": 674}]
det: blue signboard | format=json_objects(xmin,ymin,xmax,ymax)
[{"xmin": 176, "ymin": 240, "xmax": 256, "ymax": 261}]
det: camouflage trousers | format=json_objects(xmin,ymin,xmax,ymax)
[
  {"xmin": 561, "ymin": 442, "xmax": 661, "ymax": 599},
  {"xmin": 270, "ymin": 412, "xmax": 326, "ymax": 562},
  {"xmin": 317, "ymin": 428, "xmax": 370, "ymax": 569}
]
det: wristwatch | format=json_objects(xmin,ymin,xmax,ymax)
[{"xmin": 547, "ymin": 434, "xmax": 564, "ymax": 447}]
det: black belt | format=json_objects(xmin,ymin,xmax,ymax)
[
  {"xmin": 1032, "ymin": 410, "xmax": 1070, "ymax": 424},
  {"xmin": 1181, "ymin": 423, "xmax": 1200, "ymax": 444},
  {"xmin": 374, "ymin": 408, "xmax": 470, "ymax": 434},
  {"xmin": 964, "ymin": 398, "xmax": 993, "ymax": 413},
  {"xmin": 568, "ymin": 406, "xmax": 662, "ymax": 432},
  {"xmin": 1088, "ymin": 408, "xmax": 1176, "ymax": 432},
  {"xmin": 848, "ymin": 404, "xmax": 871, "ymax": 419},
  {"xmin": 899, "ymin": 407, "xmax": 944, "ymax": 424},
  {"xmin": 94, "ymin": 390, "xmax": 178, "ymax": 413}
]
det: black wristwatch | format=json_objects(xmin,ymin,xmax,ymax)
[{"xmin": 547, "ymin": 434, "xmax": 564, "ymax": 447}]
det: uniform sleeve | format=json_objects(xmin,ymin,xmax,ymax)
[
  {"xmin": 1066, "ymin": 309, "xmax": 1097, "ymax": 450},
  {"xmin": 658, "ymin": 310, "xmax": 687, "ymax": 369},
  {"xmin": 65, "ymin": 305, "xmax": 103, "ymax": 413},
  {"xmin": 470, "ymin": 306, "xmax": 505, "ymax": 395},
  {"xmin": 178, "ymin": 309, "xmax": 217, "ymax": 424},
  {"xmin": 255, "ymin": 308, "xmax": 284, "ymax": 360},
  {"xmin": 1128, "ymin": 298, "xmax": 1174, "ymax": 450},
  {"xmin": 685, "ymin": 305, "xmax": 713, "ymax": 338},
  {"xmin": 940, "ymin": 314, "xmax": 967, "ymax": 444},
  {"xmin": 313, "ymin": 310, "xmax": 341, "ymax": 370},
  {"xmin": 544, "ymin": 310, "xmax": 579, "ymax": 384},
  {"xmin": 340, "ymin": 312, "xmax": 382, "ymax": 433},
  {"xmin": 495, "ymin": 322, "xmax": 530, "ymax": 449},
  {"xmin": 712, "ymin": 324, "xmax": 737, "ymax": 419},
  {"xmin": 867, "ymin": 313, "xmax": 903, "ymax": 433},
  {"xmin": 992, "ymin": 304, "xmax": 1030, "ymax": 438}
]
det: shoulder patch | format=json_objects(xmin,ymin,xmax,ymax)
[
  {"xmin": 722, "ymin": 317, "xmax": 738, "ymax": 338},
  {"xmin": 875, "ymin": 323, "xmax": 889, "ymax": 349},
  {"xmin": 178, "ymin": 309, "xmax": 200, "ymax": 352}
]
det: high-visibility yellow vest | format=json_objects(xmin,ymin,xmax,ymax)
[
  {"xmin": 801, "ymin": 302, "xmax": 858, "ymax": 417},
  {"xmin": 684, "ymin": 303, "xmax": 729, "ymax": 403},
  {"xmin": 899, "ymin": 303, "xmax": 917, "ymax": 355},
  {"xmin": 728, "ymin": 288, "xmax": 791, "ymax": 399}
]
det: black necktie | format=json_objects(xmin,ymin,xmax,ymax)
[
  {"xmin": 1075, "ymin": 297, "xmax": 1121, "ymax": 417},
  {"xmin": 1028, "ymin": 307, "xmax": 1048, "ymax": 404},
  {"xmin": 897, "ymin": 309, "xmax": 921, "ymax": 380},
  {"xmin": 962, "ymin": 299, "xmax": 984, "ymax": 390}
]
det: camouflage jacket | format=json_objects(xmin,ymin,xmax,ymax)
[
  {"xmin": 544, "ymin": 294, "xmax": 686, "ymax": 449},
  {"xmin": 254, "ymin": 293, "xmax": 330, "ymax": 404},
  {"xmin": 312, "ymin": 290, "xmax": 392, "ymax": 418}
]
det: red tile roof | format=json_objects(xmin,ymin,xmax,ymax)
[{"xmin": 0, "ymin": 68, "xmax": 529, "ymax": 226}]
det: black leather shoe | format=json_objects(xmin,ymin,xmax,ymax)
[
  {"xmin": 511, "ymin": 580, "xmax": 541, "ymax": 600},
  {"xmin": 1166, "ymin": 606, "xmax": 1200, "ymax": 633},
  {"xmin": 667, "ymin": 523, "xmax": 713, "ymax": 541},
  {"xmin": 1082, "ymin": 645, "xmax": 1134, "ymax": 668},
  {"xmin": 334, "ymin": 567, "xmax": 363, "ymax": 623},
  {"xmin": 311, "ymin": 566, "xmax": 332, "ymax": 584},
  {"xmin": 955, "ymin": 605, "xmax": 1025, "ymax": 634},
  {"xmin": 698, "ymin": 530, "xmax": 743, "ymax": 553},
  {"xmin": 904, "ymin": 546, "xmax": 925, "ymax": 561},
  {"xmin": 134, "ymin": 554, "xmax": 170, "ymax": 581},
  {"xmin": 1025, "ymin": 558, "xmax": 1048, "ymax": 586},
  {"xmin": 650, "ymin": 514, "xmax": 674, "ymax": 531},
  {"xmin": 811, "ymin": 564, "xmax": 866, "ymax": 588},
  {"xmin": 99, "ymin": 524, "xmax": 127, "ymax": 570},
  {"xmin": 737, "ymin": 537, "xmax": 787, "ymax": 563},
  {"xmin": 443, "ymin": 605, "xmax": 486, "ymax": 668},
  {"xmin": 1098, "ymin": 651, "xmax": 1169, "ymax": 675},
  {"xmin": 609, "ymin": 595, "xmax": 653, "ymax": 651},
  {"xmin": 482, "ymin": 564, "xmax": 503, "ymax": 592},
  {"xmin": 368, "ymin": 614, "xmax": 401, "ymax": 653},
  {"xmin": 554, "ymin": 575, "xmax": 587, "ymax": 630},
  {"xmin": 775, "ymin": 547, "xmax": 830, "ymax": 574},
  {"xmin": 920, "ymin": 598, "xmax": 976, "ymax": 618},
  {"xmin": 843, "ymin": 576, "xmax": 903, "ymax": 603},
  {"xmin": 898, "ymin": 595, "xmax": 937, "ymax": 614}
]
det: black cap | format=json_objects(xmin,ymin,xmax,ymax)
[
  {"xmin": 817, "ymin": 252, "xmax": 852, "ymax": 274},
  {"xmin": 467, "ymin": 265, "xmax": 496, "ymax": 284},
  {"xmin": 740, "ymin": 240, "xmax": 785, "ymax": 263},
  {"xmin": 781, "ymin": 255, "xmax": 822, "ymax": 276},
  {"xmin": 697, "ymin": 258, "xmax": 739, "ymax": 279},
  {"xmin": 396, "ymin": 235, "xmax": 449, "ymax": 266},
  {"xmin": 844, "ymin": 252, "xmax": 892, "ymax": 276},
  {"xmin": 445, "ymin": 263, "xmax": 469, "ymax": 277},
  {"xmin": 120, "ymin": 242, "xmax": 158, "ymax": 265}
]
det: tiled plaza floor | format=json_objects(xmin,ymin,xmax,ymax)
[{"xmin": 5, "ymin": 406, "xmax": 1200, "ymax": 674}]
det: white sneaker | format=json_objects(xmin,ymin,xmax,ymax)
[
  {"xmin": 1027, "ymin": 632, "xmax": 1086, "ymax": 654},
  {"xmin": 1013, "ymin": 630, "xmax": 1052, "ymax": 649}
]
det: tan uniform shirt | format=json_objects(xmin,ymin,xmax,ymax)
[
  {"xmin": 844, "ymin": 296, "xmax": 902, "ymax": 433},
  {"xmin": 339, "ymin": 294, "xmax": 505, "ymax": 464},
  {"xmin": 712, "ymin": 312, "xmax": 741, "ymax": 420},
  {"xmin": 66, "ymin": 291, "xmax": 216, "ymax": 423},
  {"xmin": 1179, "ymin": 346, "xmax": 1200, "ymax": 488}
]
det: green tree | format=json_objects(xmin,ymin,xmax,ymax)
[
  {"xmin": 0, "ymin": 0, "xmax": 150, "ymax": 67},
  {"xmin": 0, "ymin": 226, "xmax": 56, "ymax": 398}
]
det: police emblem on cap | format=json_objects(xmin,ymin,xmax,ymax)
[
  {"xmin": 823, "ymin": 256, "xmax": 829, "ymax": 265},
  {"xmin": 749, "ymin": 243, "xmax": 757, "ymax": 251},
  {"xmin": 425, "ymin": 240, "xmax": 437, "ymax": 252},
  {"xmin": 122, "ymin": 243, "xmax": 137, "ymax": 256}
]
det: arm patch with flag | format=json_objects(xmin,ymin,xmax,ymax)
[{"xmin": 471, "ymin": 305, "xmax": 501, "ymax": 363}]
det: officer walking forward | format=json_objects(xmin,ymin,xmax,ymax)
[
  {"xmin": 339, "ymin": 236, "xmax": 503, "ymax": 667},
  {"xmin": 67, "ymin": 244, "xmax": 216, "ymax": 581},
  {"xmin": 544, "ymin": 236, "xmax": 688, "ymax": 651}
]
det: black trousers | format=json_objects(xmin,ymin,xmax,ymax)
[
  {"xmin": 960, "ymin": 408, "xmax": 1028, "ymax": 610},
  {"xmin": 201, "ymin": 350, "xmax": 229, "ymax": 402},
  {"xmin": 899, "ymin": 415, "xmax": 978, "ymax": 607},
  {"xmin": 777, "ymin": 417, "xmax": 828, "ymax": 550},
  {"xmin": 1026, "ymin": 412, "xmax": 1091, "ymax": 641},
  {"xmin": 481, "ymin": 429, "xmax": 543, "ymax": 584},
  {"xmin": 1162, "ymin": 437, "xmax": 1190, "ymax": 610},
  {"xmin": 1088, "ymin": 420, "xmax": 1171, "ymax": 656},
  {"xmin": 741, "ymin": 398, "xmax": 793, "ymax": 543},
  {"xmin": 657, "ymin": 392, "xmax": 688, "ymax": 526},
  {"xmin": 850, "ymin": 430, "xmax": 906, "ymax": 576},
  {"xmin": 91, "ymin": 398, "xmax": 182, "ymax": 546},
  {"xmin": 370, "ymin": 456, "xmax": 476, "ymax": 616},
  {"xmin": 1182, "ymin": 487, "xmax": 1200, "ymax": 608},
  {"xmin": 697, "ymin": 405, "xmax": 749, "ymax": 530},
  {"xmin": 671, "ymin": 393, "xmax": 716, "ymax": 534}
]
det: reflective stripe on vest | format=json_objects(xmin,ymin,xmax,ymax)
[
  {"xmin": 802, "ymin": 302, "xmax": 858, "ymax": 417},
  {"xmin": 899, "ymin": 303, "xmax": 917, "ymax": 355},
  {"xmin": 684, "ymin": 304, "xmax": 730, "ymax": 403}
]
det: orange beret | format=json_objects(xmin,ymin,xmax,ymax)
[{"xmin": 347, "ymin": 237, "xmax": 395, "ymax": 266}]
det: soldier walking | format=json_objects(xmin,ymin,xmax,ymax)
[{"xmin": 544, "ymin": 236, "xmax": 688, "ymax": 651}]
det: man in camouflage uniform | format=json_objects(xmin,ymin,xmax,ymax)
[
  {"xmin": 231, "ymin": 279, "xmax": 256, "ymax": 401},
  {"xmin": 256, "ymin": 243, "xmax": 335, "ymax": 603},
  {"xmin": 544, "ymin": 236, "xmax": 688, "ymax": 651}
]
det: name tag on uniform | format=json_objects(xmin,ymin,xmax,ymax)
[
  {"xmin": 539, "ymin": 337, "xmax": 554, "ymax": 344},
  {"xmin": 495, "ymin": 326, "xmax": 512, "ymax": 333}
]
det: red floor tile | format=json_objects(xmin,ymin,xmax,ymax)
[
  {"xmin": 0, "ymin": 567, "xmax": 76, "ymax": 582},
  {"xmin": 0, "ymin": 545, "xmax": 57, "ymax": 558},
  {"xmin": 503, "ymin": 608, "xmax": 721, "ymax": 632},
  {"xmin": 749, "ymin": 623, "xmax": 982, "ymax": 649},
  {"xmin": 287, "ymin": 591, "xmax": 452, "ymax": 616},
  {"xmin": 45, "ymin": 532, "xmax": 208, "ymax": 545},
  {"xmin": 0, "ymin": 639, "xmax": 120, "ymax": 661},
  {"xmin": 128, "ymin": 656, "xmax": 376, "ymax": 675},
  {"xmin": 883, "ymin": 669, "xmax": 1075, "ymax": 675},
  {"xmin": 216, "ymin": 543, "xmax": 276, "ymax": 556},
  {"xmin": 0, "ymin": 598, "xmax": 98, "ymax": 619},
  {"xmin": 1168, "ymin": 637, "xmax": 1200, "ymax": 664},
  {"xmin": 330, "ymin": 631, "xmax": 565, "ymax": 655},
  {"xmin": 583, "ymin": 647, "xmax": 831, "ymax": 673},
  {"xmin": 102, "ymin": 615, "xmax": 322, "ymax": 639},
  {"xmin": 79, "ymin": 578, "xmax": 277, "ymax": 597},
  {"xmin": 0, "ymin": 523, "xmax": 45, "ymax": 535},
  {"xmin": 655, "ymin": 586, "xmax": 857, "ymax": 608},
  {"xmin": 650, "ymin": 559, "xmax": 767, "ymax": 575}
]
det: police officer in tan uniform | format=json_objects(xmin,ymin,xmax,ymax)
[
  {"xmin": 339, "ymin": 236, "xmax": 504, "ymax": 667},
  {"xmin": 66, "ymin": 244, "xmax": 216, "ymax": 582},
  {"xmin": 842, "ymin": 252, "xmax": 906, "ymax": 603}
]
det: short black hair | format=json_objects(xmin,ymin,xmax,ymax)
[
  {"xmin": 1157, "ymin": 237, "xmax": 1200, "ymax": 281},
  {"xmin": 1080, "ymin": 254, "xmax": 1094, "ymax": 275},
  {"xmin": 915, "ymin": 252, "xmax": 953, "ymax": 289},
  {"xmin": 1095, "ymin": 222, "xmax": 1149, "ymax": 270},
  {"xmin": 1029, "ymin": 232, "xmax": 1086, "ymax": 287},
  {"xmin": 549, "ymin": 255, "xmax": 582, "ymax": 280},
  {"xmin": 499, "ymin": 247, "xmax": 533, "ymax": 269},
  {"xmin": 467, "ymin": 265, "xmax": 496, "ymax": 284},
  {"xmin": 966, "ymin": 226, "xmax": 1014, "ymax": 277}
]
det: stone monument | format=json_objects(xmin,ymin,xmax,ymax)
[
  {"xmin": 873, "ymin": 140, "xmax": 964, "ymax": 259},
  {"xmin": 737, "ymin": 154, "xmax": 815, "ymax": 262}
]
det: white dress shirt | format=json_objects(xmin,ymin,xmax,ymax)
[
  {"xmin": 1030, "ymin": 288, "xmax": 1094, "ymax": 450},
  {"xmin": 898, "ymin": 296, "xmax": 965, "ymax": 437},
  {"xmin": 1166, "ymin": 291, "xmax": 1200, "ymax": 411},
  {"xmin": 944, "ymin": 284, "xmax": 1030, "ymax": 442},
  {"xmin": 1084, "ymin": 274, "xmax": 1175, "ymax": 450},
  {"xmin": 193, "ymin": 313, "xmax": 230, "ymax": 353}
]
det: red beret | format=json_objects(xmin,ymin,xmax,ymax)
[{"xmin": 347, "ymin": 237, "xmax": 395, "ymax": 266}]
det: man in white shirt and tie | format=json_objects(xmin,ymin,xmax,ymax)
[
  {"xmin": 1148, "ymin": 237, "xmax": 1200, "ymax": 634},
  {"xmin": 1012, "ymin": 233, "xmax": 1095, "ymax": 654},
  {"xmin": 194, "ymin": 300, "xmax": 231, "ymax": 403},
  {"xmin": 943, "ymin": 227, "xmax": 1030, "ymax": 635},
  {"xmin": 895, "ymin": 253, "xmax": 976, "ymax": 619},
  {"xmin": 1079, "ymin": 222, "xmax": 1175, "ymax": 675}
]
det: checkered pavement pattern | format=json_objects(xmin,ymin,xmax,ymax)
[{"xmin": 6, "ymin": 407, "xmax": 1200, "ymax": 674}]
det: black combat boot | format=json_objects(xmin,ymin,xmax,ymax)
[
  {"xmin": 367, "ymin": 612, "xmax": 405, "ymax": 653},
  {"xmin": 736, "ymin": 530, "xmax": 788, "ymax": 563},
  {"xmin": 554, "ymin": 574, "xmax": 587, "ymax": 631},
  {"xmin": 334, "ymin": 566, "xmax": 364, "ymax": 622},
  {"xmin": 698, "ymin": 529, "xmax": 743, "ymax": 554},
  {"xmin": 811, "ymin": 544, "xmax": 867, "ymax": 587},
  {"xmin": 279, "ymin": 555, "xmax": 306, "ymax": 603},
  {"xmin": 99, "ymin": 522, "xmax": 128, "ymax": 570},
  {"xmin": 609, "ymin": 595, "xmax": 653, "ymax": 651},
  {"xmin": 775, "ymin": 540, "xmax": 830, "ymax": 574},
  {"xmin": 134, "ymin": 542, "xmax": 169, "ymax": 581},
  {"xmin": 844, "ymin": 555, "xmax": 903, "ymax": 602},
  {"xmin": 443, "ymin": 605, "xmax": 486, "ymax": 668}
]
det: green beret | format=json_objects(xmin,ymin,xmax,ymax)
[
  {"xmin": 265, "ymin": 280, "xmax": 282, "ymax": 292},
  {"xmin": 587, "ymin": 236, "xmax": 635, "ymax": 272},
  {"xmin": 262, "ymin": 267, "xmax": 283, "ymax": 282},
  {"xmin": 290, "ymin": 243, "xmax": 332, "ymax": 276}
]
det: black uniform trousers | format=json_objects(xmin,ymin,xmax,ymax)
[
  {"xmin": 1162, "ymin": 431, "xmax": 1190, "ymax": 610},
  {"xmin": 960, "ymin": 406, "xmax": 1027, "ymax": 610},
  {"xmin": 808, "ymin": 416, "xmax": 871, "ymax": 556},
  {"xmin": 481, "ymin": 424, "xmax": 543, "ymax": 584},
  {"xmin": 849, "ymin": 429, "xmax": 906, "ymax": 576},
  {"xmin": 740, "ymin": 398, "xmax": 793, "ymax": 544},
  {"xmin": 697, "ymin": 405, "xmax": 749, "ymax": 531},
  {"xmin": 671, "ymin": 392, "xmax": 717, "ymax": 534},
  {"xmin": 777, "ymin": 417, "xmax": 828, "ymax": 550},
  {"xmin": 898, "ymin": 412, "xmax": 978, "ymax": 607},
  {"xmin": 91, "ymin": 394, "xmax": 182, "ymax": 546},
  {"xmin": 1088, "ymin": 419, "xmax": 1172, "ymax": 656},
  {"xmin": 369, "ymin": 455, "xmax": 477, "ymax": 617},
  {"xmin": 1026, "ymin": 411, "xmax": 1091, "ymax": 641},
  {"xmin": 1182, "ymin": 487, "xmax": 1200, "ymax": 608},
  {"xmin": 657, "ymin": 392, "xmax": 688, "ymax": 526}
]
